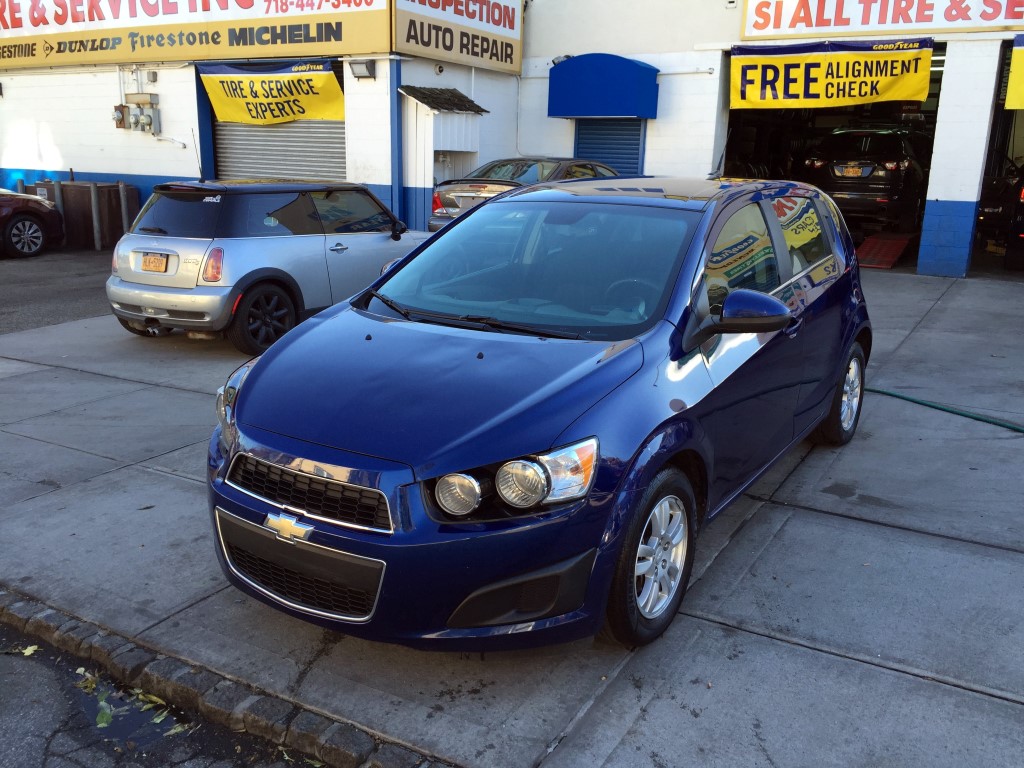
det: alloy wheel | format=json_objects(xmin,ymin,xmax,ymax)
[
  {"xmin": 840, "ymin": 356, "xmax": 863, "ymax": 432},
  {"xmin": 634, "ymin": 494, "xmax": 689, "ymax": 619}
]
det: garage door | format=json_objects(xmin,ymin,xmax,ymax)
[
  {"xmin": 214, "ymin": 121, "xmax": 347, "ymax": 181},
  {"xmin": 575, "ymin": 119, "xmax": 645, "ymax": 176}
]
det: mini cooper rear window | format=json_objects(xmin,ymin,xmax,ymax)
[{"xmin": 132, "ymin": 191, "xmax": 323, "ymax": 238}]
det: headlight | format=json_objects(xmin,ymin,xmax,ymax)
[
  {"xmin": 216, "ymin": 359, "xmax": 257, "ymax": 450},
  {"xmin": 433, "ymin": 438, "xmax": 598, "ymax": 520},
  {"xmin": 435, "ymin": 473, "xmax": 482, "ymax": 516},
  {"xmin": 496, "ymin": 460, "xmax": 549, "ymax": 508}
]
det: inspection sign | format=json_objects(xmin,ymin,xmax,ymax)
[{"xmin": 731, "ymin": 38, "xmax": 932, "ymax": 109}]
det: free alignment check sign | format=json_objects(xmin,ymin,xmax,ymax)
[{"xmin": 730, "ymin": 38, "xmax": 932, "ymax": 108}]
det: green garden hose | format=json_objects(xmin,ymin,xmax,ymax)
[{"xmin": 865, "ymin": 387, "xmax": 1024, "ymax": 435}]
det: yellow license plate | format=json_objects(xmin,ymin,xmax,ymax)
[
  {"xmin": 841, "ymin": 167, "xmax": 862, "ymax": 178},
  {"xmin": 141, "ymin": 253, "xmax": 168, "ymax": 272}
]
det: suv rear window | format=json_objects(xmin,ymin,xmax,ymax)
[
  {"xmin": 816, "ymin": 133, "xmax": 905, "ymax": 157},
  {"xmin": 131, "ymin": 191, "xmax": 323, "ymax": 238}
]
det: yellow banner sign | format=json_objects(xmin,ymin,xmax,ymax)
[
  {"xmin": 1008, "ymin": 35, "xmax": 1024, "ymax": 110},
  {"xmin": 731, "ymin": 38, "xmax": 932, "ymax": 109},
  {"xmin": 0, "ymin": 4, "xmax": 390, "ymax": 69},
  {"xmin": 199, "ymin": 62, "xmax": 344, "ymax": 124}
]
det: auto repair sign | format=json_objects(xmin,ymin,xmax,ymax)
[{"xmin": 731, "ymin": 38, "xmax": 932, "ymax": 108}]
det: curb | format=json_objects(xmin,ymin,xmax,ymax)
[{"xmin": 0, "ymin": 587, "xmax": 454, "ymax": 768}]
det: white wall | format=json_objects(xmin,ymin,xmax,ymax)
[
  {"xmin": 401, "ymin": 58, "xmax": 519, "ymax": 182},
  {"xmin": 0, "ymin": 66, "xmax": 202, "ymax": 179},
  {"xmin": 524, "ymin": 0, "xmax": 739, "ymax": 58},
  {"xmin": 518, "ymin": 50, "xmax": 727, "ymax": 177},
  {"xmin": 343, "ymin": 58, "xmax": 395, "ymax": 188}
]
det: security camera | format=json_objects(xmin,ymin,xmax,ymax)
[{"xmin": 434, "ymin": 64, "xmax": 444, "ymax": 75}]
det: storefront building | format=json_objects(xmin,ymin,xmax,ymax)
[
  {"xmin": 517, "ymin": 0, "xmax": 1024, "ymax": 278},
  {"xmin": 0, "ymin": 0, "xmax": 523, "ymax": 230}
]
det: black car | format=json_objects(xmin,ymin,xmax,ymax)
[
  {"xmin": 0, "ymin": 188, "xmax": 65, "ymax": 258},
  {"xmin": 428, "ymin": 157, "xmax": 619, "ymax": 231},
  {"xmin": 800, "ymin": 129, "xmax": 930, "ymax": 232}
]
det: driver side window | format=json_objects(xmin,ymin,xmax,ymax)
[{"xmin": 704, "ymin": 204, "xmax": 780, "ymax": 315}]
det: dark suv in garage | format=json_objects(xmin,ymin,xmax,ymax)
[{"xmin": 800, "ymin": 128, "xmax": 930, "ymax": 232}]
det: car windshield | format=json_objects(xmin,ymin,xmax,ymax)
[
  {"xmin": 816, "ymin": 133, "xmax": 904, "ymax": 157},
  {"xmin": 376, "ymin": 201, "xmax": 697, "ymax": 341},
  {"xmin": 466, "ymin": 160, "xmax": 559, "ymax": 183}
]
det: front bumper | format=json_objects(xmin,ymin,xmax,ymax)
[
  {"xmin": 106, "ymin": 276, "xmax": 235, "ymax": 331},
  {"xmin": 207, "ymin": 424, "xmax": 618, "ymax": 650}
]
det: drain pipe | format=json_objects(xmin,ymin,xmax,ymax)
[
  {"xmin": 89, "ymin": 183, "xmax": 102, "ymax": 251},
  {"xmin": 118, "ymin": 181, "xmax": 131, "ymax": 233}
]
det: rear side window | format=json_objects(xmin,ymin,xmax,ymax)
[
  {"xmin": 312, "ymin": 190, "xmax": 394, "ymax": 234},
  {"xmin": 216, "ymin": 193, "xmax": 322, "ymax": 238},
  {"xmin": 769, "ymin": 196, "xmax": 831, "ymax": 273},
  {"xmin": 132, "ymin": 192, "xmax": 222, "ymax": 238}
]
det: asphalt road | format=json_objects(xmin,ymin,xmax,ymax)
[{"xmin": 0, "ymin": 249, "xmax": 112, "ymax": 334}]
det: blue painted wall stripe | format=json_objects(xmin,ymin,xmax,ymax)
[{"xmin": 918, "ymin": 199, "xmax": 977, "ymax": 278}]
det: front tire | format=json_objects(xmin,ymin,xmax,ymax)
[
  {"xmin": 604, "ymin": 468, "xmax": 697, "ymax": 648},
  {"xmin": 4, "ymin": 215, "xmax": 46, "ymax": 257},
  {"xmin": 811, "ymin": 341, "xmax": 865, "ymax": 446},
  {"xmin": 226, "ymin": 284, "xmax": 296, "ymax": 355}
]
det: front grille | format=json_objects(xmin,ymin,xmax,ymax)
[
  {"xmin": 226, "ymin": 541, "xmax": 376, "ymax": 618},
  {"xmin": 228, "ymin": 454, "xmax": 391, "ymax": 532}
]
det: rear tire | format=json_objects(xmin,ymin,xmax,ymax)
[
  {"xmin": 4, "ymin": 215, "xmax": 46, "ymax": 257},
  {"xmin": 227, "ymin": 284, "xmax": 296, "ymax": 355},
  {"xmin": 117, "ymin": 317, "xmax": 172, "ymax": 337},
  {"xmin": 604, "ymin": 468, "xmax": 696, "ymax": 648},
  {"xmin": 811, "ymin": 342, "xmax": 865, "ymax": 446}
]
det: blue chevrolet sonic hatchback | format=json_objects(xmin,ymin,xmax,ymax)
[{"xmin": 208, "ymin": 178, "xmax": 871, "ymax": 650}]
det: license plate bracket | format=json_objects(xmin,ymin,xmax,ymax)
[{"xmin": 141, "ymin": 253, "xmax": 168, "ymax": 273}]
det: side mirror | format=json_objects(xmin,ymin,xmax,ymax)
[
  {"xmin": 686, "ymin": 289, "xmax": 792, "ymax": 348},
  {"xmin": 380, "ymin": 257, "xmax": 402, "ymax": 275},
  {"xmin": 391, "ymin": 220, "xmax": 408, "ymax": 241}
]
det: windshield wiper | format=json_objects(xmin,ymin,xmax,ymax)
[
  {"xmin": 367, "ymin": 289, "xmax": 411, "ymax": 319},
  {"xmin": 138, "ymin": 226, "xmax": 167, "ymax": 234},
  {"xmin": 459, "ymin": 315, "xmax": 581, "ymax": 339}
]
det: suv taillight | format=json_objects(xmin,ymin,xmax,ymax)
[
  {"xmin": 432, "ymin": 191, "xmax": 445, "ymax": 216},
  {"xmin": 804, "ymin": 158, "xmax": 826, "ymax": 169},
  {"xmin": 203, "ymin": 247, "xmax": 224, "ymax": 282},
  {"xmin": 883, "ymin": 160, "xmax": 911, "ymax": 171}
]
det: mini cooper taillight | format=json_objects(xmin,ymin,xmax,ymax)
[{"xmin": 203, "ymin": 247, "xmax": 224, "ymax": 282}]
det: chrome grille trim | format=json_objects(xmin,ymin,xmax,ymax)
[
  {"xmin": 215, "ymin": 507, "xmax": 384, "ymax": 623},
  {"xmin": 226, "ymin": 453, "xmax": 393, "ymax": 534}
]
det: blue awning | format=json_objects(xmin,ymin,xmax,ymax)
[{"xmin": 548, "ymin": 53, "xmax": 659, "ymax": 119}]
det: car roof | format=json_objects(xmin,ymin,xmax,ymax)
[
  {"xmin": 498, "ymin": 177, "xmax": 818, "ymax": 212},
  {"xmin": 480, "ymin": 156, "xmax": 612, "ymax": 165},
  {"xmin": 152, "ymin": 179, "xmax": 369, "ymax": 194}
]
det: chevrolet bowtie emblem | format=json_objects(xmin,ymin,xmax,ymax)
[{"xmin": 264, "ymin": 512, "xmax": 313, "ymax": 543}]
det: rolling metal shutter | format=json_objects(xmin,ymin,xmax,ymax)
[
  {"xmin": 574, "ymin": 119, "xmax": 645, "ymax": 176},
  {"xmin": 214, "ymin": 121, "xmax": 346, "ymax": 181}
]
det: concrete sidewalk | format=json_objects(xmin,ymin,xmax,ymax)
[{"xmin": 1, "ymin": 271, "xmax": 1022, "ymax": 767}]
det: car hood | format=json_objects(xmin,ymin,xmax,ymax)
[{"xmin": 236, "ymin": 306, "xmax": 644, "ymax": 478}]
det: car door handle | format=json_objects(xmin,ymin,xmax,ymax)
[{"xmin": 329, "ymin": 243, "xmax": 348, "ymax": 253}]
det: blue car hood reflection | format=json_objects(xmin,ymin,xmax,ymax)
[{"xmin": 236, "ymin": 306, "xmax": 645, "ymax": 477}]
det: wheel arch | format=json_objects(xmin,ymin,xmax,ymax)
[{"xmin": 229, "ymin": 269, "xmax": 306, "ymax": 322}]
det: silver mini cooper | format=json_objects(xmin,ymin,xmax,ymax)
[{"xmin": 106, "ymin": 180, "xmax": 428, "ymax": 355}]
